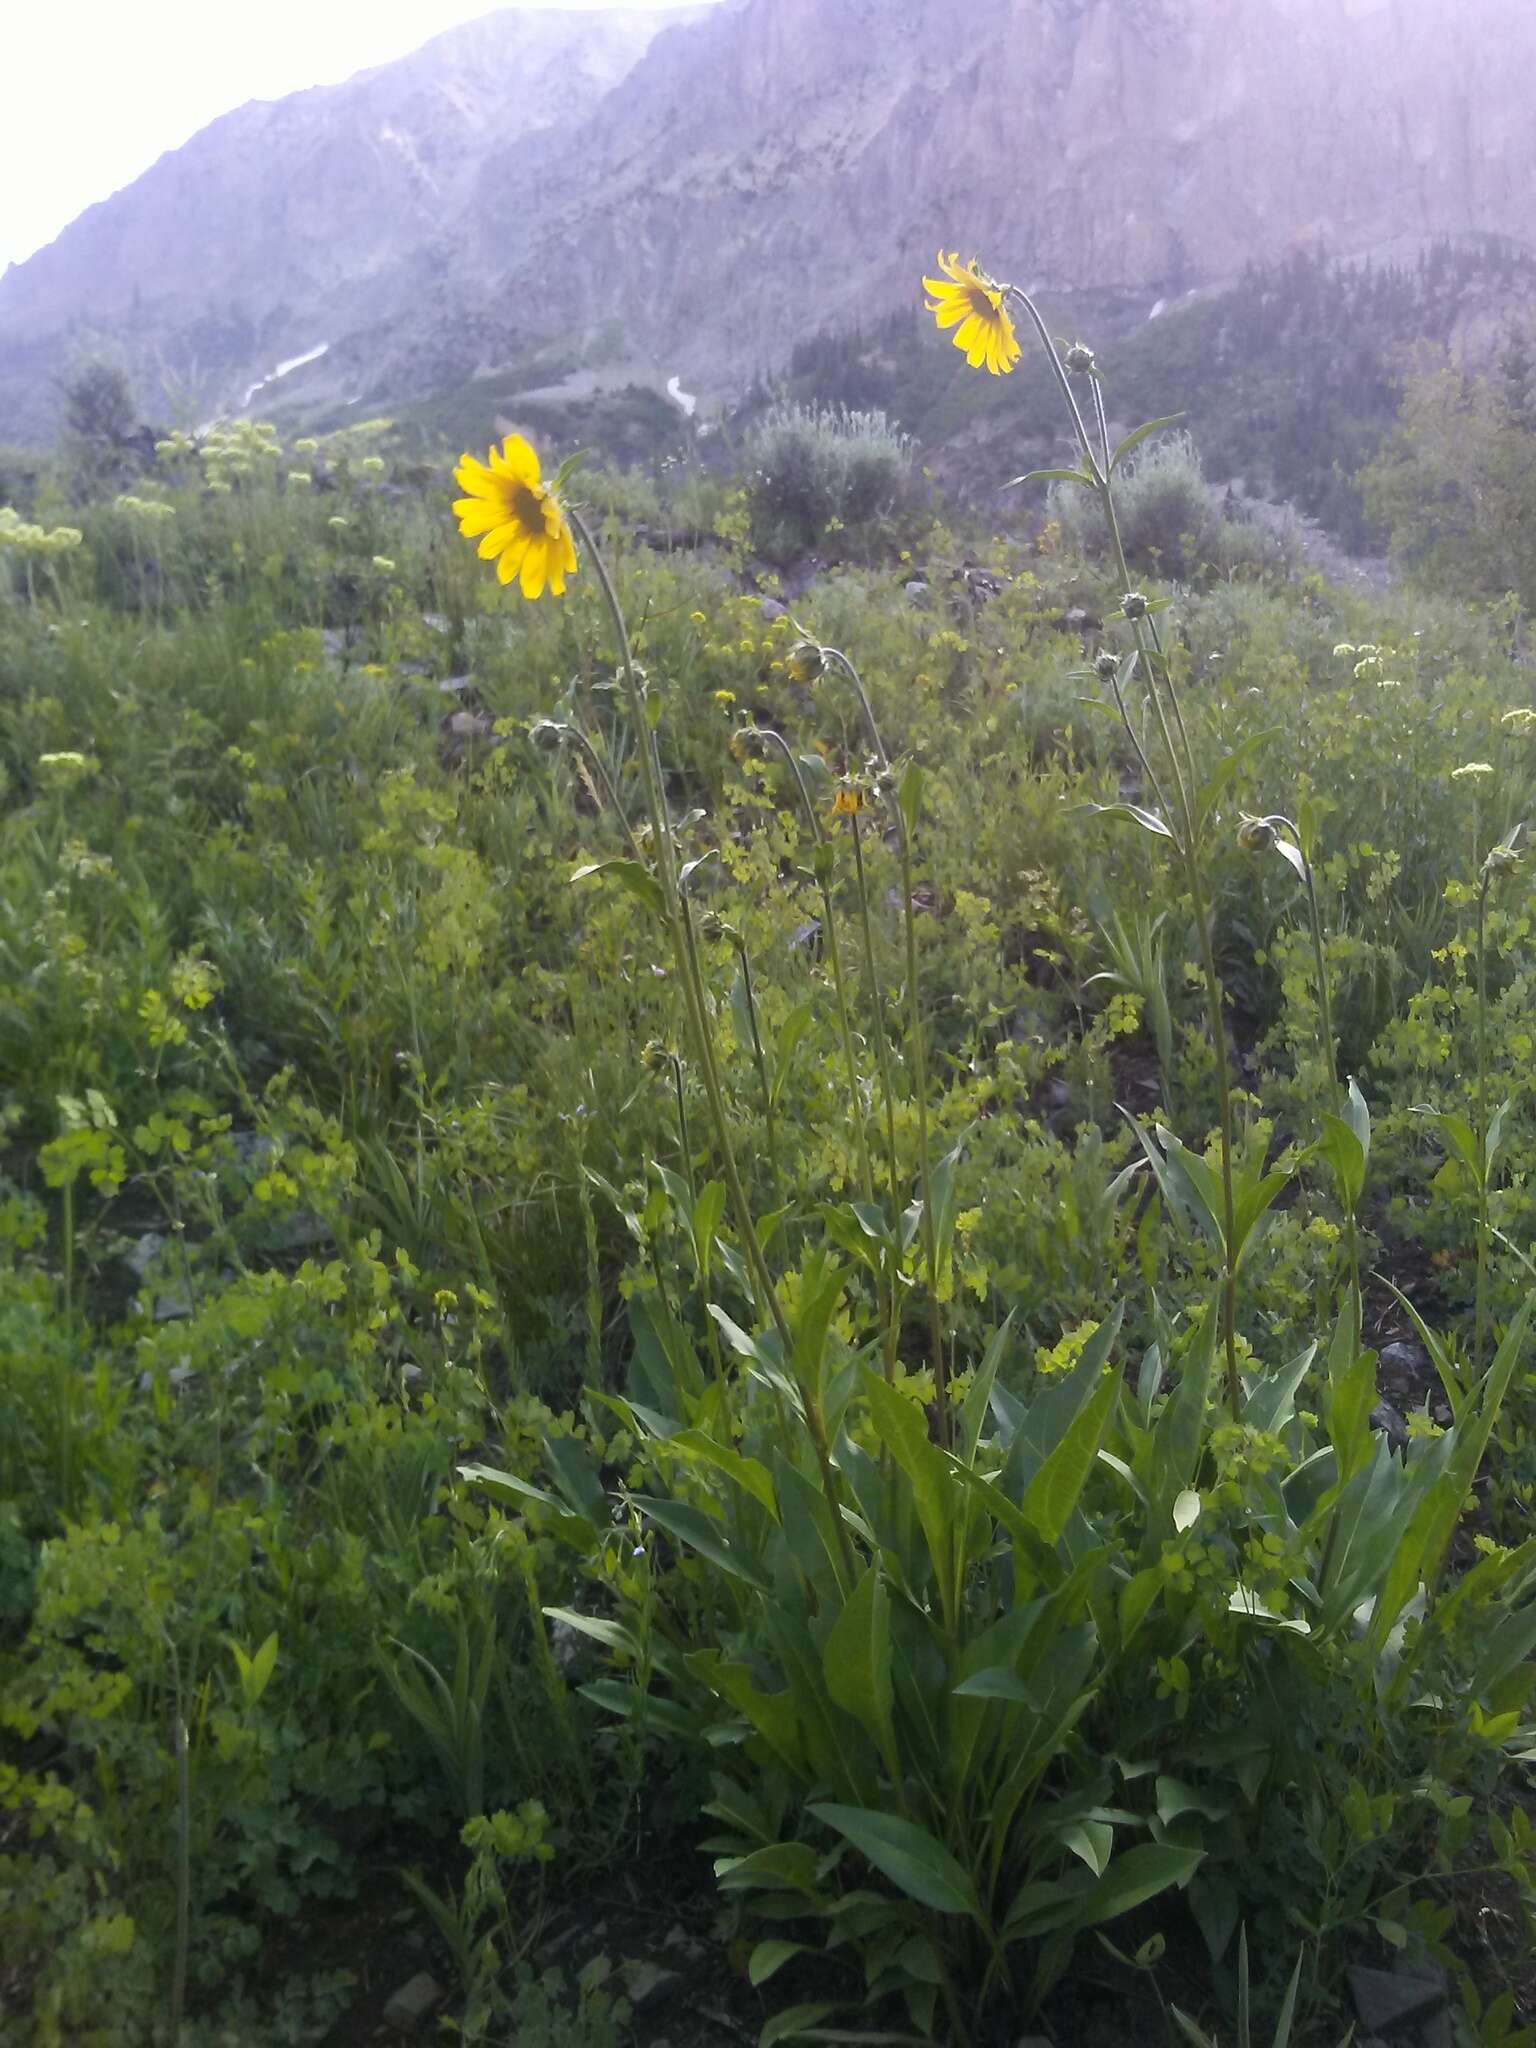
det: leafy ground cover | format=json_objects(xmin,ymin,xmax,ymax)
[{"xmin": 1, "ymin": 363, "xmax": 1535, "ymax": 2048}]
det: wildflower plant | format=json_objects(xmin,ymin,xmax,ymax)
[{"xmin": 446, "ymin": 388, "xmax": 1536, "ymax": 2044}]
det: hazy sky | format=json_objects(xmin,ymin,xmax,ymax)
[{"xmin": 2, "ymin": 0, "xmax": 686, "ymax": 273}]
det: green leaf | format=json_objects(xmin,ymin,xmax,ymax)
[
  {"xmin": 668, "ymin": 1429, "xmax": 779, "ymax": 1517},
  {"xmin": 1081, "ymin": 801, "xmax": 1174, "ymax": 840},
  {"xmin": 896, "ymin": 760, "xmax": 926, "ymax": 837},
  {"xmin": 1063, "ymin": 1819, "xmax": 1115, "ymax": 1877},
  {"xmin": 823, "ymin": 1566, "xmax": 896, "ymax": 1766},
  {"xmin": 1194, "ymin": 727, "xmax": 1280, "ymax": 836},
  {"xmin": 861, "ymin": 1370, "xmax": 960, "ymax": 1598},
  {"xmin": 690, "ymin": 1180, "xmax": 726, "ymax": 1287},
  {"xmin": 748, "ymin": 1941, "xmax": 807, "ymax": 1988},
  {"xmin": 1006, "ymin": 466, "xmax": 1098, "ymax": 490},
  {"xmin": 770, "ymin": 1001, "xmax": 815, "ymax": 1108},
  {"xmin": 808, "ymin": 1804, "xmax": 977, "ymax": 1916},
  {"xmin": 678, "ymin": 849, "xmax": 719, "ymax": 895},
  {"xmin": 1110, "ymin": 415, "xmax": 1185, "ymax": 471},
  {"xmin": 632, "ymin": 1495, "xmax": 772, "ymax": 1591},
  {"xmin": 569, "ymin": 857, "xmax": 665, "ymax": 917},
  {"xmin": 541, "ymin": 1607, "xmax": 639, "ymax": 1658},
  {"xmin": 1415, "ymin": 1106, "xmax": 1482, "ymax": 1185},
  {"xmin": 1316, "ymin": 1106, "xmax": 1367, "ymax": 1217},
  {"xmin": 759, "ymin": 2006, "xmax": 839, "ymax": 2048},
  {"xmin": 1068, "ymin": 1842, "xmax": 1204, "ymax": 1930},
  {"xmin": 457, "ymin": 1463, "xmax": 597, "ymax": 1547},
  {"xmin": 1019, "ymin": 1354, "xmax": 1120, "ymax": 1545},
  {"xmin": 228, "ymin": 1630, "xmax": 279, "ymax": 1708}
]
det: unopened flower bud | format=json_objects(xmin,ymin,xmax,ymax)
[
  {"xmin": 1237, "ymin": 817, "xmax": 1278, "ymax": 853},
  {"xmin": 1094, "ymin": 652, "xmax": 1119, "ymax": 681},
  {"xmin": 1121, "ymin": 592, "xmax": 1149, "ymax": 621},
  {"xmin": 1064, "ymin": 343, "xmax": 1097, "ymax": 375},
  {"xmin": 785, "ymin": 641, "xmax": 825, "ymax": 684}
]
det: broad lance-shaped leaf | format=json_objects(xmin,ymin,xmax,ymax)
[
  {"xmin": 569, "ymin": 856, "xmax": 665, "ymax": 916},
  {"xmin": 1400, "ymin": 1292, "xmax": 1534, "ymax": 1623},
  {"xmin": 1079, "ymin": 799, "xmax": 1174, "ymax": 840},
  {"xmin": 1194, "ymin": 726, "xmax": 1280, "ymax": 836},
  {"xmin": 632, "ymin": 1495, "xmax": 773, "ymax": 1591},
  {"xmin": 808, "ymin": 1803, "xmax": 977, "ymax": 1916},
  {"xmin": 667, "ymin": 1427, "xmax": 779, "ymax": 1518},
  {"xmin": 1004, "ymin": 465, "xmax": 1098, "ymax": 490},
  {"xmin": 822, "ymin": 1565, "xmax": 896, "ymax": 1767},
  {"xmin": 1110, "ymin": 413, "xmax": 1185, "ymax": 472},
  {"xmin": 769, "ymin": 1001, "xmax": 814, "ymax": 1108},
  {"xmin": 1019, "ymin": 1359, "xmax": 1120, "ymax": 1545}
]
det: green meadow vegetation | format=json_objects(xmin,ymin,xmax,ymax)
[{"xmin": 2, "ymin": 283, "xmax": 1536, "ymax": 2048}]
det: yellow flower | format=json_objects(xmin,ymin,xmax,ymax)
[
  {"xmin": 923, "ymin": 252, "xmax": 1020, "ymax": 376},
  {"xmin": 452, "ymin": 435, "xmax": 577, "ymax": 600},
  {"xmin": 831, "ymin": 787, "xmax": 868, "ymax": 817}
]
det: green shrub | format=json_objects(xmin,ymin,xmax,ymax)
[{"xmin": 744, "ymin": 402, "xmax": 914, "ymax": 560}]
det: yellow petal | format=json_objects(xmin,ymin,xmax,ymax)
[
  {"xmin": 520, "ymin": 541, "xmax": 548, "ymax": 601},
  {"xmin": 477, "ymin": 522, "xmax": 521, "ymax": 560},
  {"xmin": 454, "ymin": 455, "xmax": 498, "ymax": 497},
  {"xmin": 455, "ymin": 499, "xmax": 505, "ymax": 536},
  {"xmin": 492, "ymin": 435, "xmax": 541, "ymax": 487}
]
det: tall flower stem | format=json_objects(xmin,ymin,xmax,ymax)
[
  {"xmin": 732, "ymin": 937, "xmax": 779, "ymax": 1199},
  {"xmin": 569, "ymin": 509, "xmax": 853, "ymax": 1574},
  {"xmin": 1293, "ymin": 830, "xmax": 1362, "ymax": 1349},
  {"xmin": 749, "ymin": 726, "xmax": 900, "ymax": 1369},
  {"xmin": 896, "ymin": 811, "xmax": 950, "ymax": 1444},
  {"xmin": 1475, "ymin": 867, "xmax": 1492, "ymax": 1374},
  {"xmin": 748, "ymin": 727, "xmax": 876, "ymax": 1207},
  {"xmin": 821, "ymin": 645, "xmax": 949, "ymax": 1443},
  {"xmin": 1007, "ymin": 286, "xmax": 1243, "ymax": 1416},
  {"xmin": 851, "ymin": 814, "xmax": 905, "ymax": 1375}
]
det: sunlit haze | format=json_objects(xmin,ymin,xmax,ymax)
[{"xmin": 1, "ymin": 0, "xmax": 692, "ymax": 272}]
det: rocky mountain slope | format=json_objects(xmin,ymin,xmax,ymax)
[
  {"xmin": 4, "ymin": 0, "xmax": 1536, "ymax": 445},
  {"xmin": 0, "ymin": 5, "xmax": 702, "ymax": 441}
]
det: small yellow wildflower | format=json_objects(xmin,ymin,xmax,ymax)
[
  {"xmin": 713, "ymin": 688, "xmax": 737, "ymax": 707},
  {"xmin": 923, "ymin": 252, "xmax": 1020, "ymax": 376},
  {"xmin": 371, "ymin": 556, "xmax": 396, "ymax": 573},
  {"xmin": 37, "ymin": 751, "xmax": 99, "ymax": 787},
  {"xmin": 451, "ymin": 435, "xmax": 577, "ymax": 601},
  {"xmin": 287, "ymin": 470, "xmax": 312, "ymax": 487},
  {"xmin": 1502, "ymin": 707, "xmax": 1536, "ymax": 734},
  {"xmin": 1035, "ymin": 1319, "xmax": 1101, "ymax": 1377},
  {"xmin": 831, "ymin": 787, "xmax": 868, "ymax": 817},
  {"xmin": 1452, "ymin": 761, "xmax": 1493, "ymax": 780}
]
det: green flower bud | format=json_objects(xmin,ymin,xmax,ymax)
[{"xmin": 785, "ymin": 641, "xmax": 825, "ymax": 685}]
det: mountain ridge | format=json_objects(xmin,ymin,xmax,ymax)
[{"xmin": 4, "ymin": 0, "xmax": 1536, "ymax": 446}]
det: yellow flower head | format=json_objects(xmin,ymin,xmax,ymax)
[
  {"xmin": 831, "ymin": 786, "xmax": 868, "ymax": 818},
  {"xmin": 923, "ymin": 252, "xmax": 1020, "ymax": 376},
  {"xmin": 452, "ymin": 435, "xmax": 578, "ymax": 601}
]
